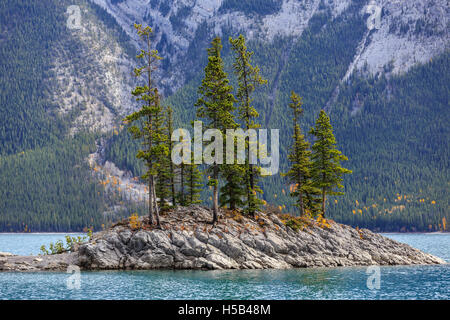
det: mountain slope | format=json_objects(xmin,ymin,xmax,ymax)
[
  {"xmin": 0, "ymin": 0, "xmax": 448, "ymax": 231},
  {"xmin": 0, "ymin": 0, "xmax": 139, "ymax": 231},
  {"xmin": 103, "ymin": 0, "xmax": 449, "ymax": 231}
]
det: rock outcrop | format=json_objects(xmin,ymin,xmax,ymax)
[
  {"xmin": 0, "ymin": 251, "xmax": 78, "ymax": 272},
  {"xmin": 1, "ymin": 205, "xmax": 444, "ymax": 272}
]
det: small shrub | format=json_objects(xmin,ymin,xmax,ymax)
[
  {"xmin": 128, "ymin": 213, "xmax": 142, "ymax": 230},
  {"xmin": 279, "ymin": 212, "xmax": 313, "ymax": 232},
  {"xmin": 40, "ymin": 230, "xmax": 91, "ymax": 255},
  {"xmin": 355, "ymin": 226, "xmax": 364, "ymax": 239},
  {"xmin": 284, "ymin": 218, "xmax": 301, "ymax": 231},
  {"xmin": 316, "ymin": 215, "xmax": 332, "ymax": 229},
  {"xmin": 225, "ymin": 209, "xmax": 244, "ymax": 223}
]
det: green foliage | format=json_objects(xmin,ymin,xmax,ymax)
[
  {"xmin": 0, "ymin": 0, "xmax": 139, "ymax": 232},
  {"xmin": 284, "ymin": 218, "xmax": 303, "ymax": 232},
  {"xmin": 329, "ymin": 51, "xmax": 449, "ymax": 231},
  {"xmin": 124, "ymin": 24, "xmax": 167, "ymax": 225},
  {"xmin": 2, "ymin": 0, "xmax": 446, "ymax": 232},
  {"xmin": 104, "ymin": 128, "xmax": 145, "ymax": 178},
  {"xmin": 0, "ymin": 0, "xmax": 69, "ymax": 155},
  {"xmin": 104, "ymin": 5, "xmax": 448, "ymax": 231},
  {"xmin": 219, "ymin": 164, "xmax": 246, "ymax": 210},
  {"xmin": 40, "ymin": 232, "xmax": 90, "ymax": 255},
  {"xmin": 183, "ymin": 150, "xmax": 203, "ymax": 206},
  {"xmin": 196, "ymin": 38, "xmax": 237, "ymax": 131},
  {"xmin": 196, "ymin": 37, "xmax": 238, "ymax": 222},
  {"xmin": 283, "ymin": 92, "xmax": 319, "ymax": 216},
  {"xmin": 0, "ymin": 134, "xmax": 107, "ymax": 232},
  {"xmin": 165, "ymin": 106, "xmax": 177, "ymax": 206},
  {"xmin": 106, "ymin": 4, "xmax": 447, "ymax": 231},
  {"xmin": 229, "ymin": 34, "xmax": 267, "ymax": 215},
  {"xmin": 309, "ymin": 110, "xmax": 352, "ymax": 217}
]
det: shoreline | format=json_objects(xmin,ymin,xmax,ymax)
[
  {"xmin": 1, "ymin": 231, "xmax": 447, "ymax": 235},
  {"xmin": 1, "ymin": 206, "xmax": 446, "ymax": 272},
  {"xmin": 0, "ymin": 232, "xmax": 86, "ymax": 235}
]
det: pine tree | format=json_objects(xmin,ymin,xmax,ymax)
[
  {"xmin": 124, "ymin": 24, "xmax": 165, "ymax": 227},
  {"xmin": 150, "ymin": 92, "xmax": 171, "ymax": 211},
  {"xmin": 166, "ymin": 106, "xmax": 176, "ymax": 206},
  {"xmin": 186, "ymin": 150, "xmax": 203, "ymax": 205},
  {"xmin": 219, "ymin": 164, "xmax": 246, "ymax": 210},
  {"xmin": 195, "ymin": 37, "xmax": 237, "ymax": 224},
  {"xmin": 177, "ymin": 162, "xmax": 187, "ymax": 206},
  {"xmin": 283, "ymin": 92, "xmax": 319, "ymax": 216},
  {"xmin": 229, "ymin": 34, "xmax": 267, "ymax": 215},
  {"xmin": 309, "ymin": 110, "xmax": 352, "ymax": 218}
]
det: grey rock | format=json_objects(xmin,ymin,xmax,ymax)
[{"xmin": 1, "ymin": 206, "xmax": 446, "ymax": 272}]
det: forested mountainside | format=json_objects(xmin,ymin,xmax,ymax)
[
  {"xmin": 0, "ymin": 0, "xmax": 138, "ymax": 231},
  {"xmin": 0, "ymin": 0, "xmax": 448, "ymax": 232}
]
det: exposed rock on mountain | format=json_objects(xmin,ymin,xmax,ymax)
[{"xmin": 92, "ymin": 0, "xmax": 449, "ymax": 88}]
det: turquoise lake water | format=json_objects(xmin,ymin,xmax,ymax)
[{"xmin": 0, "ymin": 233, "xmax": 448, "ymax": 300}]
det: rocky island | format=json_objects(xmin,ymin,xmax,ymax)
[{"xmin": 0, "ymin": 206, "xmax": 445, "ymax": 272}]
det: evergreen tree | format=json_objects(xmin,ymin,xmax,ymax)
[
  {"xmin": 219, "ymin": 163, "xmax": 246, "ymax": 210},
  {"xmin": 176, "ymin": 162, "xmax": 187, "ymax": 206},
  {"xmin": 309, "ymin": 110, "xmax": 352, "ymax": 218},
  {"xmin": 283, "ymin": 92, "xmax": 319, "ymax": 216},
  {"xmin": 124, "ymin": 24, "xmax": 165, "ymax": 227},
  {"xmin": 229, "ymin": 34, "xmax": 267, "ymax": 215},
  {"xmin": 175, "ymin": 146, "xmax": 188, "ymax": 207},
  {"xmin": 153, "ymin": 93, "xmax": 171, "ymax": 211},
  {"xmin": 186, "ymin": 150, "xmax": 203, "ymax": 205},
  {"xmin": 195, "ymin": 37, "xmax": 237, "ymax": 224},
  {"xmin": 166, "ymin": 106, "xmax": 176, "ymax": 206}
]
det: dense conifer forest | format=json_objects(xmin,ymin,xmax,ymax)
[{"xmin": 0, "ymin": 0, "xmax": 448, "ymax": 232}]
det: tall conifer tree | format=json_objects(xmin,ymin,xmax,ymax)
[
  {"xmin": 219, "ymin": 163, "xmax": 246, "ymax": 210},
  {"xmin": 177, "ymin": 162, "xmax": 187, "ymax": 206},
  {"xmin": 283, "ymin": 92, "xmax": 318, "ymax": 216},
  {"xmin": 186, "ymin": 150, "xmax": 203, "ymax": 205},
  {"xmin": 153, "ymin": 92, "xmax": 171, "ymax": 211},
  {"xmin": 196, "ymin": 37, "xmax": 237, "ymax": 224},
  {"xmin": 309, "ymin": 110, "xmax": 352, "ymax": 217},
  {"xmin": 166, "ymin": 106, "xmax": 176, "ymax": 206},
  {"xmin": 229, "ymin": 35, "xmax": 267, "ymax": 215},
  {"xmin": 124, "ymin": 24, "xmax": 165, "ymax": 227}
]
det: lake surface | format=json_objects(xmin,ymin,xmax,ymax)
[{"xmin": 0, "ymin": 233, "xmax": 448, "ymax": 300}]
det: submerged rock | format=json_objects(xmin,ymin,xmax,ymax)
[{"xmin": 1, "ymin": 205, "xmax": 446, "ymax": 272}]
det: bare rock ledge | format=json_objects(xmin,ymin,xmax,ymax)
[{"xmin": 0, "ymin": 206, "xmax": 445, "ymax": 272}]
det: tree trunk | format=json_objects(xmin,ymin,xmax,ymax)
[
  {"xmin": 148, "ymin": 166, "xmax": 154, "ymax": 225},
  {"xmin": 180, "ymin": 164, "xmax": 185, "ymax": 205},
  {"xmin": 299, "ymin": 191, "xmax": 304, "ymax": 216},
  {"xmin": 248, "ymin": 164, "xmax": 255, "ymax": 216},
  {"xmin": 170, "ymin": 162, "xmax": 176, "ymax": 206},
  {"xmin": 322, "ymin": 189, "xmax": 326, "ymax": 218},
  {"xmin": 151, "ymin": 175, "xmax": 161, "ymax": 227},
  {"xmin": 298, "ymin": 168, "xmax": 304, "ymax": 216},
  {"xmin": 243, "ymin": 60, "xmax": 256, "ymax": 217},
  {"xmin": 212, "ymin": 165, "xmax": 218, "ymax": 224},
  {"xmin": 212, "ymin": 186, "xmax": 218, "ymax": 224}
]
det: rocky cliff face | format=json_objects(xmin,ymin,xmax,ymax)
[
  {"xmin": 1, "ymin": 206, "xmax": 444, "ymax": 271},
  {"xmin": 50, "ymin": 0, "xmax": 137, "ymax": 135},
  {"xmin": 91, "ymin": 0, "xmax": 449, "ymax": 87},
  {"xmin": 44, "ymin": 0, "xmax": 447, "ymax": 138}
]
